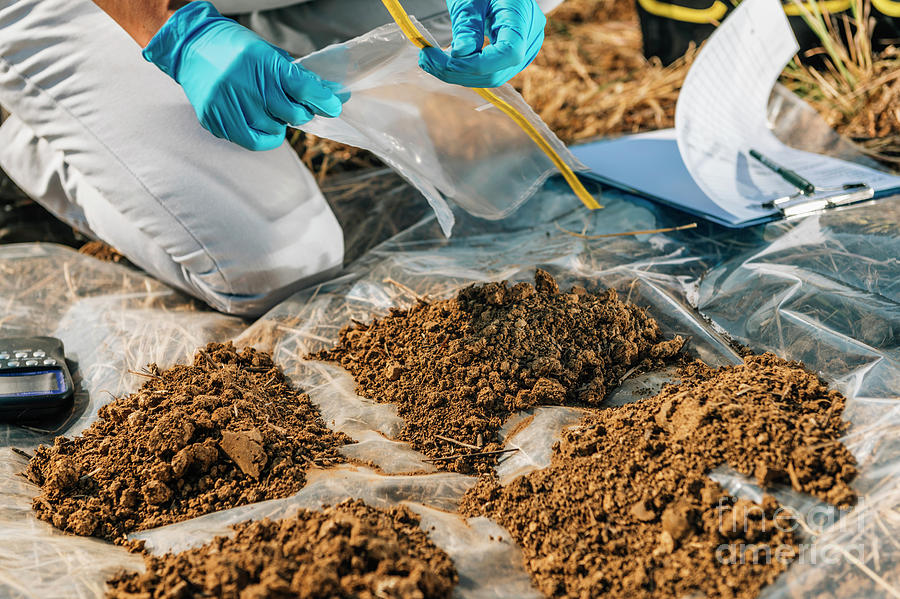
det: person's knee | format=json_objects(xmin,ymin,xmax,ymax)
[
  {"xmin": 66, "ymin": 163, "xmax": 344, "ymax": 317},
  {"xmin": 176, "ymin": 196, "xmax": 345, "ymax": 316}
]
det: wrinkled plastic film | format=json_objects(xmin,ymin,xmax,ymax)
[
  {"xmin": 378, "ymin": 0, "xmax": 600, "ymax": 212},
  {"xmin": 0, "ymin": 245, "xmax": 245, "ymax": 449},
  {"xmin": 295, "ymin": 20, "xmax": 588, "ymax": 235},
  {"xmin": 0, "ymin": 449, "xmax": 145, "ymax": 599},
  {"xmin": 236, "ymin": 186, "xmax": 899, "ymax": 599}
]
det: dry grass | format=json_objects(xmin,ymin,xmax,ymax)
[
  {"xmin": 511, "ymin": 0, "xmax": 694, "ymax": 142},
  {"xmin": 288, "ymin": 130, "xmax": 381, "ymax": 182},
  {"xmin": 780, "ymin": 0, "xmax": 900, "ymax": 166}
]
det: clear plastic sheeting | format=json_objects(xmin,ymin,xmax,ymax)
[
  {"xmin": 0, "ymin": 244, "xmax": 245, "ymax": 449},
  {"xmin": 1, "ymin": 89, "xmax": 899, "ymax": 598},
  {"xmin": 495, "ymin": 407, "xmax": 585, "ymax": 485},
  {"xmin": 0, "ymin": 449, "xmax": 144, "ymax": 599},
  {"xmin": 296, "ymin": 20, "xmax": 584, "ymax": 235}
]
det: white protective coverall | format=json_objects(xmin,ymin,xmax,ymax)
[{"xmin": 0, "ymin": 0, "xmax": 561, "ymax": 315}]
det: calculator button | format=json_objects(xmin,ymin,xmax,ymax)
[
  {"xmin": 25, "ymin": 359, "xmax": 39, "ymax": 366},
  {"xmin": 33, "ymin": 350, "xmax": 46, "ymax": 358},
  {"xmin": 43, "ymin": 358, "xmax": 57, "ymax": 366},
  {"xmin": 14, "ymin": 352, "xmax": 28, "ymax": 358},
  {"xmin": 7, "ymin": 361, "xmax": 20, "ymax": 367},
  {"xmin": 0, "ymin": 353, "xmax": 8, "ymax": 360}
]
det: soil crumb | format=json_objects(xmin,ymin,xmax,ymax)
[
  {"xmin": 26, "ymin": 342, "xmax": 350, "ymax": 542},
  {"xmin": 315, "ymin": 269, "xmax": 684, "ymax": 473},
  {"xmin": 460, "ymin": 353, "xmax": 857, "ymax": 599},
  {"xmin": 78, "ymin": 240, "xmax": 128, "ymax": 264},
  {"xmin": 106, "ymin": 499, "xmax": 457, "ymax": 599}
]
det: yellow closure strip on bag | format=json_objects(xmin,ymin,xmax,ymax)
[
  {"xmin": 872, "ymin": 0, "xmax": 900, "ymax": 17},
  {"xmin": 471, "ymin": 88, "xmax": 602, "ymax": 210},
  {"xmin": 782, "ymin": 0, "xmax": 852, "ymax": 15},
  {"xmin": 637, "ymin": 0, "xmax": 728, "ymax": 23},
  {"xmin": 380, "ymin": 0, "xmax": 602, "ymax": 210}
]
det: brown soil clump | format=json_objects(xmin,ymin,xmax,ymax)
[
  {"xmin": 460, "ymin": 353, "xmax": 857, "ymax": 599},
  {"xmin": 26, "ymin": 342, "xmax": 350, "ymax": 542},
  {"xmin": 106, "ymin": 499, "xmax": 457, "ymax": 599},
  {"xmin": 78, "ymin": 240, "xmax": 128, "ymax": 265},
  {"xmin": 315, "ymin": 270, "xmax": 684, "ymax": 473}
]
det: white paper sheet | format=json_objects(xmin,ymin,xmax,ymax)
[
  {"xmin": 674, "ymin": 0, "xmax": 900, "ymax": 219},
  {"xmin": 571, "ymin": 129, "xmax": 764, "ymax": 226}
]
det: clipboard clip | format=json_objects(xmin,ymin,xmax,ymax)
[
  {"xmin": 751, "ymin": 149, "xmax": 874, "ymax": 218},
  {"xmin": 762, "ymin": 183, "xmax": 874, "ymax": 218}
]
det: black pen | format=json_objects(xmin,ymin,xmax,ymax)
[{"xmin": 749, "ymin": 149, "xmax": 816, "ymax": 196}]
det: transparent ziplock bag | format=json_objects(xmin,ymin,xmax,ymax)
[{"xmin": 294, "ymin": 19, "xmax": 587, "ymax": 235}]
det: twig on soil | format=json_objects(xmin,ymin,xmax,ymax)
[
  {"xmin": 434, "ymin": 434, "xmax": 481, "ymax": 450},
  {"xmin": 786, "ymin": 461, "xmax": 802, "ymax": 489},
  {"xmin": 17, "ymin": 424, "xmax": 52, "ymax": 434},
  {"xmin": 10, "ymin": 447, "xmax": 33, "ymax": 460},
  {"xmin": 555, "ymin": 222, "xmax": 698, "ymax": 240},
  {"xmin": 127, "ymin": 369, "xmax": 158, "ymax": 379},
  {"xmin": 383, "ymin": 278, "xmax": 427, "ymax": 303},
  {"xmin": 425, "ymin": 447, "xmax": 519, "ymax": 463},
  {"xmin": 618, "ymin": 365, "xmax": 642, "ymax": 385}
]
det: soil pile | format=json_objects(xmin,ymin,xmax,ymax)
[
  {"xmin": 460, "ymin": 354, "xmax": 857, "ymax": 599},
  {"xmin": 316, "ymin": 269, "xmax": 684, "ymax": 472},
  {"xmin": 26, "ymin": 342, "xmax": 350, "ymax": 542},
  {"xmin": 106, "ymin": 499, "xmax": 458, "ymax": 599}
]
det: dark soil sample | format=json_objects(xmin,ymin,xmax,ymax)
[
  {"xmin": 106, "ymin": 499, "xmax": 457, "ymax": 599},
  {"xmin": 460, "ymin": 353, "xmax": 857, "ymax": 599},
  {"xmin": 315, "ymin": 269, "xmax": 684, "ymax": 472},
  {"xmin": 26, "ymin": 342, "xmax": 350, "ymax": 542}
]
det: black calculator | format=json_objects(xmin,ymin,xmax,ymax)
[{"xmin": 0, "ymin": 336, "xmax": 74, "ymax": 421}]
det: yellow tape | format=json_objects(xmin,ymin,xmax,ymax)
[
  {"xmin": 380, "ymin": 0, "xmax": 602, "ymax": 210},
  {"xmin": 782, "ymin": 0, "xmax": 852, "ymax": 15},
  {"xmin": 872, "ymin": 0, "xmax": 900, "ymax": 16},
  {"xmin": 636, "ymin": 0, "xmax": 857, "ymax": 23},
  {"xmin": 636, "ymin": 0, "xmax": 728, "ymax": 23}
]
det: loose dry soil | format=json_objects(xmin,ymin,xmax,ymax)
[
  {"xmin": 26, "ymin": 342, "xmax": 350, "ymax": 542},
  {"xmin": 460, "ymin": 354, "xmax": 857, "ymax": 599},
  {"xmin": 315, "ymin": 270, "xmax": 684, "ymax": 472},
  {"xmin": 106, "ymin": 498, "xmax": 457, "ymax": 599}
]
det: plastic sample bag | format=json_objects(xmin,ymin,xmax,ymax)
[{"xmin": 295, "ymin": 19, "xmax": 586, "ymax": 235}]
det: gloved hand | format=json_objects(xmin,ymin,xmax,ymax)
[
  {"xmin": 418, "ymin": 0, "xmax": 546, "ymax": 88},
  {"xmin": 142, "ymin": 1, "xmax": 345, "ymax": 151}
]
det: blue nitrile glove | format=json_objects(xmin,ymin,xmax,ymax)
[
  {"xmin": 142, "ymin": 1, "xmax": 345, "ymax": 151},
  {"xmin": 418, "ymin": 0, "xmax": 546, "ymax": 88}
]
